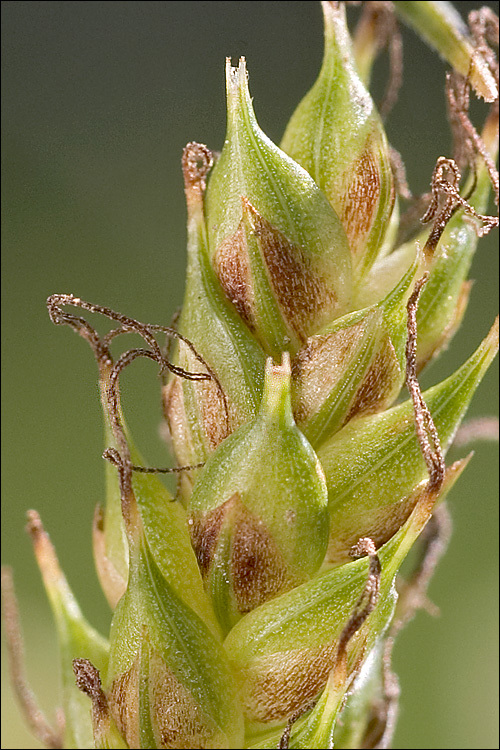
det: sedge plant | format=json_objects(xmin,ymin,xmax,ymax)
[{"xmin": 2, "ymin": 2, "xmax": 499, "ymax": 749}]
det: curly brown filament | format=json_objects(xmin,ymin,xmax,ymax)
[
  {"xmin": 47, "ymin": 293, "xmax": 212, "ymax": 381},
  {"xmin": 405, "ymin": 275, "xmax": 445, "ymax": 492}
]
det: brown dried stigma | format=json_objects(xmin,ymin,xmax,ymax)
[
  {"xmin": 338, "ymin": 538, "xmax": 381, "ymax": 656},
  {"xmin": 362, "ymin": 504, "xmax": 453, "ymax": 749},
  {"xmin": 1, "ymin": 565, "xmax": 63, "ymax": 749},
  {"xmin": 446, "ymin": 71, "xmax": 499, "ymax": 210},
  {"xmin": 47, "ymin": 294, "xmax": 214, "ymax": 382},
  {"xmin": 405, "ymin": 275, "xmax": 445, "ymax": 492},
  {"xmin": 182, "ymin": 142, "xmax": 213, "ymax": 197},
  {"xmin": 73, "ymin": 658, "xmax": 107, "ymax": 712},
  {"xmin": 47, "ymin": 294, "xmax": 227, "ymax": 490},
  {"xmin": 422, "ymin": 150, "xmax": 497, "ymax": 256},
  {"xmin": 421, "ymin": 158, "xmax": 462, "ymax": 256}
]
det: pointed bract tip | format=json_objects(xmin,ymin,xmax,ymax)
[
  {"xmin": 263, "ymin": 353, "xmax": 294, "ymax": 422},
  {"xmin": 24, "ymin": 510, "xmax": 63, "ymax": 587},
  {"xmin": 321, "ymin": 1, "xmax": 341, "ymax": 20},
  {"xmin": 490, "ymin": 315, "xmax": 499, "ymax": 348},
  {"xmin": 406, "ymin": 455, "xmax": 473, "ymax": 545},
  {"xmin": 25, "ymin": 509, "xmax": 43, "ymax": 539},
  {"xmin": 267, "ymin": 351, "xmax": 292, "ymax": 378},
  {"xmin": 226, "ymin": 56, "xmax": 247, "ymax": 91}
]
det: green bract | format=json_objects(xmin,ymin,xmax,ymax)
[
  {"xmin": 394, "ymin": 1, "xmax": 498, "ymax": 100},
  {"xmin": 164, "ymin": 143, "xmax": 267, "ymax": 503},
  {"xmin": 105, "ymin": 506, "xmax": 243, "ymax": 749},
  {"xmin": 318, "ymin": 319, "xmax": 498, "ymax": 563},
  {"xmin": 5, "ymin": 2, "xmax": 498, "ymax": 749},
  {"xmin": 27, "ymin": 512, "xmax": 110, "ymax": 749}
]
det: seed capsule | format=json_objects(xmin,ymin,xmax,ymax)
[
  {"xmin": 224, "ymin": 457, "xmax": 470, "ymax": 727},
  {"xmin": 318, "ymin": 318, "xmax": 498, "ymax": 563},
  {"xmin": 105, "ymin": 512, "xmax": 244, "ymax": 749},
  {"xmin": 292, "ymin": 251, "xmax": 420, "ymax": 448},
  {"xmin": 164, "ymin": 142, "xmax": 267, "ymax": 502},
  {"xmin": 205, "ymin": 57, "xmax": 352, "ymax": 357},
  {"xmin": 281, "ymin": 1, "xmax": 395, "ymax": 282},
  {"xmin": 188, "ymin": 354, "xmax": 329, "ymax": 633}
]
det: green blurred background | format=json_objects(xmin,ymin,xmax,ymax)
[{"xmin": 2, "ymin": 2, "xmax": 498, "ymax": 748}]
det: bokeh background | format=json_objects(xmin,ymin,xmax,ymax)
[{"xmin": 2, "ymin": 2, "xmax": 498, "ymax": 748}]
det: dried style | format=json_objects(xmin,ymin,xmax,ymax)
[{"xmin": 2, "ymin": 2, "xmax": 499, "ymax": 749}]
